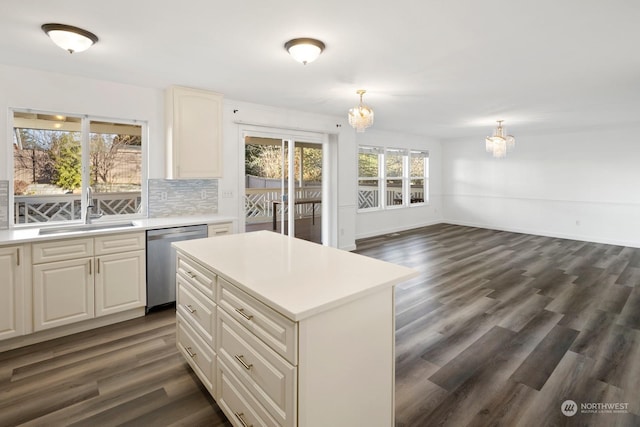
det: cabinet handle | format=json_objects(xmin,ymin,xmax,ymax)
[
  {"xmin": 97, "ymin": 258, "xmax": 100, "ymax": 274},
  {"xmin": 16, "ymin": 248, "xmax": 20, "ymax": 266},
  {"xmin": 185, "ymin": 304, "xmax": 196, "ymax": 313},
  {"xmin": 187, "ymin": 271, "xmax": 196, "ymax": 279},
  {"xmin": 234, "ymin": 308, "xmax": 253, "ymax": 321},
  {"xmin": 234, "ymin": 412, "xmax": 252, "ymax": 427},
  {"xmin": 89, "ymin": 259, "xmax": 92, "ymax": 275},
  {"xmin": 185, "ymin": 346, "xmax": 196, "ymax": 358},
  {"xmin": 234, "ymin": 354, "xmax": 252, "ymax": 370}
]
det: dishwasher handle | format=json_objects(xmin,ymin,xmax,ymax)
[{"xmin": 147, "ymin": 230, "xmax": 206, "ymax": 241}]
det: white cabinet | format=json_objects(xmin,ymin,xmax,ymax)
[
  {"xmin": 32, "ymin": 232, "xmax": 146, "ymax": 332},
  {"xmin": 0, "ymin": 246, "xmax": 26, "ymax": 340},
  {"xmin": 33, "ymin": 257, "xmax": 94, "ymax": 331},
  {"xmin": 95, "ymin": 250, "xmax": 146, "ymax": 316},
  {"xmin": 176, "ymin": 253, "xmax": 218, "ymax": 395},
  {"xmin": 166, "ymin": 85, "xmax": 223, "ymax": 179},
  {"xmin": 208, "ymin": 222, "xmax": 233, "ymax": 238},
  {"xmin": 174, "ymin": 232, "xmax": 415, "ymax": 427}
]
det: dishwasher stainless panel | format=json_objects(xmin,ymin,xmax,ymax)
[{"xmin": 146, "ymin": 224, "xmax": 208, "ymax": 311}]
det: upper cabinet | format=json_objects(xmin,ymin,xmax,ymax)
[{"xmin": 166, "ymin": 86, "xmax": 223, "ymax": 179}]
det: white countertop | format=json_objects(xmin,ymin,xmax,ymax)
[
  {"xmin": 0, "ymin": 215, "xmax": 236, "ymax": 245},
  {"xmin": 173, "ymin": 231, "xmax": 418, "ymax": 321}
]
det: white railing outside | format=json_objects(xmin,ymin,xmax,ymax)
[
  {"xmin": 15, "ymin": 192, "xmax": 141, "ymax": 224},
  {"xmin": 358, "ymin": 186, "xmax": 425, "ymax": 209},
  {"xmin": 245, "ymin": 187, "xmax": 322, "ymax": 223}
]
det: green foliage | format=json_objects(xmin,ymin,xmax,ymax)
[
  {"xmin": 358, "ymin": 153, "xmax": 379, "ymax": 178},
  {"xmin": 52, "ymin": 134, "xmax": 82, "ymax": 191},
  {"xmin": 245, "ymin": 144, "xmax": 322, "ymax": 182}
]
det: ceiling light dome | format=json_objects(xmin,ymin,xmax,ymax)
[
  {"xmin": 284, "ymin": 38, "xmax": 325, "ymax": 65},
  {"xmin": 42, "ymin": 23, "xmax": 98, "ymax": 54}
]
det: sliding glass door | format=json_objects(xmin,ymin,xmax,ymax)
[{"xmin": 244, "ymin": 134, "xmax": 323, "ymax": 244}]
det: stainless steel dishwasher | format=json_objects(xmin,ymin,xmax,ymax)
[{"xmin": 146, "ymin": 224, "xmax": 208, "ymax": 311}]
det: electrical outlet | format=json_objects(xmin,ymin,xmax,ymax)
[
  {"xmin": 201, "ymin": 190, "xmax": 207, "ymax": 200},
  {"xmin": 222, "ymin": 191, "xmax": 233, "ymax": 198},
  {"xmin": 160, "ymin": 192, "xmax": 167, "ymax": 201}
]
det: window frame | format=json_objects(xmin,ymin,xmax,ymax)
[
  {"xmin": 357, "ymin": 146, "xmax": 383, "ymax": 211},
  {"xmin": 9, "ymin": 108, "xmax": 148, "ymax": 228},
  {"xmin": 357, "ymin": 144, "xmax": 429, "ymax": 213}
]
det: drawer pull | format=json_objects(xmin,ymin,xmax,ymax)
[
  {"xmin": 186, "ymin": 271, "xmax": 197, "ymax": 279},
  {"xmin": 185, "ymin": 304, "xmax": 196, "ymax": 313},
  {"xmin": 234, "ymin": 412, "xmax": 252, "ymax": 427},
  {"xmin": 185, "ymin": 346, "xmax": 196, "ymax": 358},
  {"xmin": 235, "ymin": 308, "xmax": 253, "ymax": 321},
  {"xmin": 234, "ymin": 354, "xmax": 252, "ymax": 370}
]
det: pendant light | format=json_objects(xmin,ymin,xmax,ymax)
[
  {"xmin": 485, "ymin": 120, "xmax": 515, "ymax": 158},
  {"xmin": 348, "ymin": 90, "xmax": 374, "ymax": 132}
]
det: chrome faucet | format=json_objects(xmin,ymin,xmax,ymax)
[{"xmin": 85, "ymin": 187, "xmax": 104, "ymax": 224}]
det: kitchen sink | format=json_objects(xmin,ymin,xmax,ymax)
[{"xmin": 38, "ymin": 221, "xmax": 136, "ymax": 235}]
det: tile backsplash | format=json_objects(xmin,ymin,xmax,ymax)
[
  {"xmin": 0, "ymin": 181, "xmax": 7, "ymax": 229},
  {"xmin": 148, "ymin": 179, "xmax": 218, "ymax": 217}
]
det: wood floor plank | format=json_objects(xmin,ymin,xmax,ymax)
[{"xmin": 510, "ymin": 324, "xmax": 580, "ymax": 390}]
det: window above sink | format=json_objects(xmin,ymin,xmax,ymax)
[{"xmin": 11, "ymin": 109, "xmax": 147, "ymax": 227}]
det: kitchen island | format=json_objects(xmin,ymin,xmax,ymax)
[{"xmin": 173, "ymin": 231, "xmax": 417, "ymax": 427}]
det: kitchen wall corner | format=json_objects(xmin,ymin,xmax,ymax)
[
  {"xmin": 148, "ymin": 179, "xmax": 218, "ymax": 217},
  {"xmin": 0, "ymin": 181, "xmax": 8, "ymax": 229}
]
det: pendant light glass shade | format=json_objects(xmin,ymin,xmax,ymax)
[
  {"xmin": 42, "ymin": 23, "xmax": 98, "ymax": 54},
  {"xmin": 348, "ymin": 90, "xmax": 374, "ymax": 132},
  {"xmin": 485, "ymin": 120, "xmax": 515, "ymax": 158}
]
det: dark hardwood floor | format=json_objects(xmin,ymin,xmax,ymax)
[{"xmin": 1, "ymin": 224, "xmax": 639, "ymax": 426}]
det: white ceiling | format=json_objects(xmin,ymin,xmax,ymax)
[{"xmin": 1, "ymin": 0, "xmax": 639, "ymax": 140}]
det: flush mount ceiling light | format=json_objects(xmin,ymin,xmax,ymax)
[
  {"xmin": 348, "ymin": 90, "xmax": 374, "ymax": 133},
  {"xmin": 41, "ymin": 23, "xmax": 99, "ymax": 54},
  {"xmin": 284, "ymin": 38, "xmax": 325, "ymax": 65},
  {"xmin": 485, "ymin": 120, "xmax": 515, "ymax": 158}
]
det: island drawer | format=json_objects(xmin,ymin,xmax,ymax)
[
  {"xmin": 177, "ymin": 313, "xmax": 216, "ymax": 394},
  {"xmin": 177, "ymin": 276, "xmax": 215, "ymax": 344},
  {"xmin": 217, "ymin": 359, "xmax": 280, "ymax": 427},
  {"xmin": 218, "ymin": 277, "xmax": 297, "ymax": 364},
  {"xmin": 177, "ymin": 253, "xmax": 216, "ymax": 301},
  {"xmin": 217, "ymin": 308, "xmax": 296, "ymax": 427}
]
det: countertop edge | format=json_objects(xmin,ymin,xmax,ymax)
[{"xmin": 0, "ymin": 215, "xmax": 236, "ymax": 245}]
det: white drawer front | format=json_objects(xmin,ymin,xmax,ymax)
[
  {"xmin": 177, "ymin": 277, "xmax": 215, "ymax": 344},
  {"xmin": 177, "ymin": 313, "xmax": 216, "ymax": 394},
  {"xmin": 208, "ymin": 222, "xmax": 233, "ymax": 237},
  {"xmin": 218, "ymin": 277, "xmax": 297, "ymax": 365},
  {"xmin": 33, "ymin": 238, "xmax": 94, "ymax": 263},
  {"xmin": 94, "ymin": 232, "xmax": 145, "ymax": 255},
  {"xmin": 218, "ymin": 308, "xmax": 296, "ymax": 427},
  {"xmin": 217, "ymin": 358, "xmax": 280, "ymax": 427},
  {"xmin": 177, "ymin": 253, "xmax": 216, "ymax": 301}
]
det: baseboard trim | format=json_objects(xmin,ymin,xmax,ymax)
[{"xmin": 355, "ymin": 220, "xmax": 442, "ymax": 241}]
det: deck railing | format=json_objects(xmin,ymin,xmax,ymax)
[
  {"xmin": 245, "ymin": 187, "xmax": 322, "ymax": 223},
  {"xmin": 14, "ymin": 192, "xmax": 141, "ymax": 224}
]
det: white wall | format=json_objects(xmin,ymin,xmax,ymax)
[
  {"xmin": 354, "ymin": 129, "xmax": 443, "ymax": 240},
  {"xmin": 442, "ymin": 125, "xmax": 640, "ymax": 247}
]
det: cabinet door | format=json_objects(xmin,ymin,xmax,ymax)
[
  {"xmin": 168, "ymin": 86, "xmax": 223, "ymax": 178},
  {"xmin": 33, "ymin": 258, "xmax": 94, "ymax": 331},
  {"xmin": 95, "ymin": 250, "xmax": 146, "ymax": 317},
  {"xmin": 0, "ymin": 246, "xmax": 25, "ymax": 340}
]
